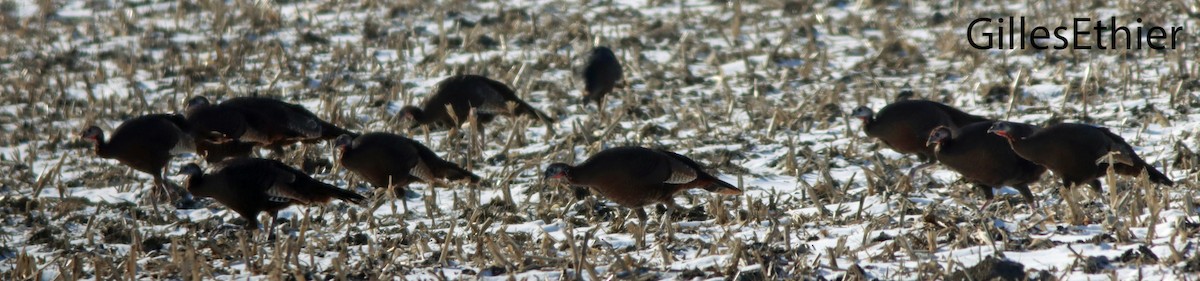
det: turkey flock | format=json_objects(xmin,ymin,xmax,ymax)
[{"xmin": 82, "ymin": 45, "xmax": 1174, "ymax": 242}]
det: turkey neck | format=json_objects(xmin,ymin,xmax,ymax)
[
  {"xmin": 184, "ymin": 175, "xmax": 212, "ymax": 198},
  {"xmin": 933, "ymin": 138, "xmax": 953, "ymax": 154},
  {"xmin": 859, "ymin": 117, "xmax": 876, "ymax": 131},
  {"xmin": 409, "ymin": 109, "xmax": 435, "ymax": 125},
  {"xmin": 560, "ymin": 167, "xmax": 588, "ymax": 185},
  {"xmin": 91, "ymin": 136, "xmax": 115, "ymax": 159},
  {"xmin": 337, "ymin": 145, "xmax": 354, "ymax": 161},
  {"xmin": 1000, "ymin": 133, "xmax": 1037, "ymax": 160}
]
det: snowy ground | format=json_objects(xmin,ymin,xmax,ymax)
[{"xmin": 1, "ymin": 0, "xmax": 1199, "ymax": 280}]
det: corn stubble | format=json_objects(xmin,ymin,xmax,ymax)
[{"xmin": 0, "ymin": 0, "xmax": 1197, "ymax": 280}]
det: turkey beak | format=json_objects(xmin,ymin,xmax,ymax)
[
  {"xmin": 925, "ymin": 139, "xmax": 937, "ymax": 147},
  {"xmin": 987, "ymin": 128, "xmax": 1007, "ymax": 138}
]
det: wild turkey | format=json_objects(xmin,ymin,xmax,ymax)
[
  {"xmin": 399, "ymin": 75, "xmax": 553, "ymax": 130},
  {"xmin": 582, "ymin": 46, "xmax": 622, "ymax": 105},
  {"xmin": 335, "ymin": 133, "xmax": 480, "ymax": 192},
  {"xmin": 852, "ymin": 100, "xmax": 989, "ymax": 177},
  {"xmin": 989, "ymin": 121, "xmax": 1173, "ymax": 223},
  {"xmin": 185, "ymin": 96, "xmax": 355, "ymax": 149},
  {"xmin": 988, "ymin": 122, "xmax": 1173, "ymax": 190},
  {"xmin": 179, "ymin": 158, "xmax": 365, "ymax": 230},
  {"xmin": 81, "ymin": 114, "xmax": 194, "ymax": 200},
  {"xmin": 927, "ymin": 122, "xmax": 1046, "ymax": 210},
  {"xmin": 544, "ymin": 146, "xmax": 742, "ymax": 246}
]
